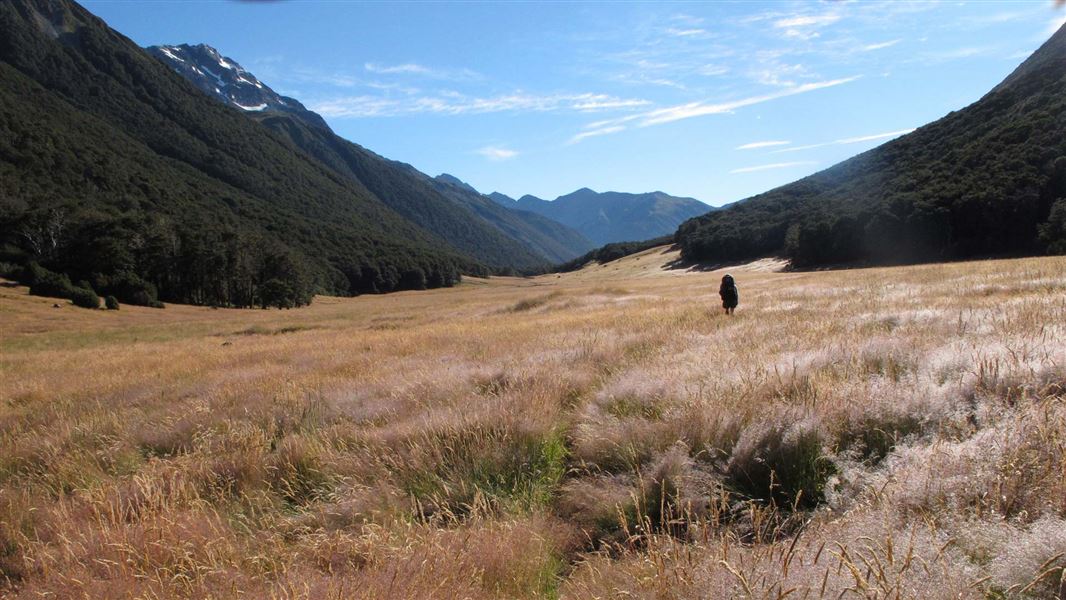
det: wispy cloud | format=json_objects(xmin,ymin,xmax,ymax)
[
  {"xmin": 923, "ymin": 46, "xmax": 993, "ymax": 62},
  {"xmin": 567, "ymin": 125, "xmax": 626, "ymax": 145},
  {"xmin": 750, "ymin": 60, "xmax": 810, "ymax": 87},
  {"xmin": 364, "ymin": 62, "xmax": 483, "ymax": 81},
  {"xmin": 773, "ymin": 14, "xmax": 841, "ymax": 29},
  {"xmin": 730, "ymin": 161, "xmax": 816, "ymax": 174},
  {"xmin": 861, "ymin": 39, "xmax": 902, "ymax": 52},
  {"xmin": 311, "ymin": 91, "xmax": 650, "ymax": 118},
  {"xmin": 736, "ymin": 140, "xmax": 791, "ymax": 150},
  {"xmin": 773, "ymin": 13, "xmax": 841, "ymax": 40},
  {"xmin": 475, "ymin": 146, "xmax": 518, "ymax": 161},
  {"xmin": 640, "ymin": 77, "xmax": 859, "ymax": 126},
  {"xmin": 568, "ymin": 76, "xmax": 859, "ymax": 144},
  {"xmin": 773, "ymin": 128, "xmax": 916, "ymax": 153},
  {"xmin": 665, "ymin": 27, "xmax": 709, "ymax": 38}
]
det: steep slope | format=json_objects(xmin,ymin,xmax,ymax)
[
  {"xmin": 495, "ymin": 188, "xmax": 712, "ymax": 246},
  {"xmin": 430, "ymin": 174, "xmax": 594, "ymax": 263},
  {"xmin": 147, "ymin": 43, "xmax": 329, "ymax": 130},
  {"xmin": 677, "ymin": 24, "xmax": 1066, "ymax": 267},
  {"xmin": 0, "ymin": 0, "xmax": 483, "ymax": 306},
  {"xmin": 148, "ymin": 43, "xmax": 550, "ymax": 273}
]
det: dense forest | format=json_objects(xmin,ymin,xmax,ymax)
[
  {"xmin": 676, "ymin": 25, "xmax": 1066, "ymax": 268},
  {"xmin": 0, "ymin": 0, "xmax": 485, "ymax": 308}
]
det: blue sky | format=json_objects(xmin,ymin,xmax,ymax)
[{"xmin": 84, "ymin": 0, "xmax": 1065, "ymax": 207}]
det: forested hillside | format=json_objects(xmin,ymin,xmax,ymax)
[
  {"xmin": 429, "ymin": 174, "xmax": 594, "ymax": 263},
  {"xmin": 250, "ymin": 114, "xmax": 551, "ymax": 273},
  {"xmin": 0, "ymin": 0, "xmax": 486, "ymax": 308},
  {"xmin": 677, "ymin": 24, "xmax": 1066, "ymax": 268}
]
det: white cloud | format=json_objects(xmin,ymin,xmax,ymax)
[
  {"xmin": 730, "ymin": 161, "xmax": 816, "ymax": 174},
  {"xmin": 862, "ymin": 39, "xmax": 902, "ymax": 52},
  {"xmin": 773, "ymin": 128, "xmax": 916, "ymax": 153},
  {"xmin": 364, "ymin": 62, "xmax": 483, "ymax": 81},
  {"xmin": 311, "ymin": 91, "xmax": 650, "ymax": 118},
  {"xmin": 736, "ymin": 140, "xmax": 791, "ymax": 150},
  {"xmin": 476, "ymin": 146, "xmax": 518, "ymax": 161}
]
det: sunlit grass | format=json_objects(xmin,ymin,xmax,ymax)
[{"xmin": 2, "ymin": 249, "xmax": 1064, "ymax": 598}]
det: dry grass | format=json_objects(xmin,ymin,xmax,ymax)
[{"xmin": 2, "ymin": 248, "xmax": 1064, "ymax": 598}]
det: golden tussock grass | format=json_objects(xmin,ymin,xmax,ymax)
[{"xmin": 1, "ymin": 248, "xmax": 1064, "ymax": 598}]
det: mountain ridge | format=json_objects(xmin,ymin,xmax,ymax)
[{"xmin": 492, "ymin": 187, "xmax": 712, "ymax": 246}]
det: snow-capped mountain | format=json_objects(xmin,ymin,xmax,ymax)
[{"xmin": 147, "ymin": 43, "xmax": 329, "ymax": 130}]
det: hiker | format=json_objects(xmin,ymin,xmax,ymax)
[{"xmin": 719, "ymin": 274, "xmax": 738, "ymax": 315}]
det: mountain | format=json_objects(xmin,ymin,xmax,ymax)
[
  {"xmin": 146, "ymin": 43, "xmax": 329, "ymax": 131},
  {"xmin": 147, "ymin": 43, "xmax": 551, "ymax": 273},
  {"xmin": 0, "ymin": 0, "xmax": 490, "ymax": 307},
  {"xmin": 429, "ymin": 174, "xmax": 594, "ymax": 263},
  {"xmin": 676, "ymin": 25, "xmax": 1066, "ymax": 268},
  {"xmin": 435, "ymin": 173, "xmax": 481, "ymax": 194},
  {"xmin": 488, "ymin": 192, "xmax": 517, "ymax": 206},
  {"xmin": 493, "ymin": 188, "xmax": 712, "ymax": 246}
]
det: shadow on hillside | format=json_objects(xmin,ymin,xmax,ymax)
[{"xmin": 662, "ymin": 254, "xmax": 777, "ymax": 273}]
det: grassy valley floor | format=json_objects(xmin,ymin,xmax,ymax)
[{"xmin": 1, "ymin": 247, "xmax": 1064, "ymax": 598}]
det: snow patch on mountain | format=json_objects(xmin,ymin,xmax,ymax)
[{"xmin": 147, "ymin": 43, "xmax": 331, "ymax": 131}]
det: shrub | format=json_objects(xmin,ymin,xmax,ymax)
[
  {"xmin": 26, "ymin": 263, "xmax": 75, "ymax": 299},
  {"xmin": 69, "ymin": 286, "xmax": 100, "ymax": 309},
  {"xmin": 104, "ymin": 295, "xmax": 119, "ymax": 310}
]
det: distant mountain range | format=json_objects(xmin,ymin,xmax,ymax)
[
  {"xmin": 490, "ymin": 188, "xmax": 712, "ymax": 246},
  {"xmin": 675, "ymin": 23, "xmax": 1066, "ymax": 268}
]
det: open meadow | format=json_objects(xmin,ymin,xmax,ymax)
[{"xmin": 2, "ymin": 247, "xmax": 1065, "ymax": 599}]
